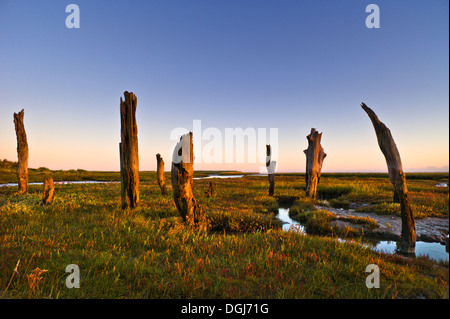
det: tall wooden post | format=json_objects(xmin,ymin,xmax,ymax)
[
  {"xmin": 266, "ymin": 145, "xmax": 275, "ymax": 196},
  {"xmin": 156, "ymin": 153, "xmax": 168, "ymax": 196},
  {"xmin": 120, "ymin": 91, "xmax": 139, "ymax": 209},
  {"xmin": 171, "ymin": 132, "xmax": 206, "ymax": 227},
  {"xmin": 361, "ymin": 102, "xmax": 416, "ymax": 254},
  {"xmin": 13, "ymin": 109, "xmax": 29, "ymax": 194},
  {"xmin": 304, "ymin": 128, "xmax": 326, "ymax": 199}
]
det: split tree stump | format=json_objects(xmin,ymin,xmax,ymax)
[
  {"xmin": 42, "ymin": 177, "xmax": 54, "ymax": 205},
  {"xmin": 119, "ymin": 91, "xmax": 139, "ymax": 209},
  {"xmin": 303, "ymin": 128, "xmax": 326, "ymax": 199},
  {"xmin": 266, "ymin": 145, "xmax": 275, "ymax": 196},
  {"xmin": 13, "ymin": 109, "xmax": 29, "ymax": 194},
  {"xmin": 171, "ymin": 132, "xmax": 206, "ymax": 228},
  {"xmin": 156, "ymin": 153, "xmax": 168, "ymax": 196},
  {"xmin": 361, "ymin": 102, "xmax": 416, "ymax": 254}
]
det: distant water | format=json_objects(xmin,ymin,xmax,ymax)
[
  {"xmin": 194, "ymin": 174, "xmax": 244, "ymax": 180},
  {"xmin": 277, "ymin": 208, "xmax": 449, "ymax": 262},
  {"xmin": 0, "ymin": 181, "xmax": 118, "ymax": 188}
]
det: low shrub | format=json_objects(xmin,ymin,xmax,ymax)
[
  {"xmin": 294, "ymin": 210, "xmax": 337, "ymax": 236},
  {"xmin": 288, "ymin": 199, "xmax": 316, "ymax": 217},
  {"xmin": 329, "ymin": 198, "xmax": 350, "ymax": 209},
  {"xmin": 356, "ymin": 202, "xmax": 400, "ymax": 216},
  {"xmin": 207, "ymin": 210, "xmax": 280, "ymax": 233},
  {"xmin": 316, "ymin": 185, "xmax": 353, "ymax": 200},
  {"xmin": 338, "ymin": 215, "xmax": 379, "ymax": 230}
]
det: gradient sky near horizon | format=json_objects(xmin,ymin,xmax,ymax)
[{"xmin": 0, "ymin": 0, "xmax": 448, "ymax": 172}]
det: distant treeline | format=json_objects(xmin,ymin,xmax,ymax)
[
  {"xmin": 0, "ymin": 159, "xmax": 51, "ymax": 171},
  {"xmin": 0, "ymin": 159, "xmax": 18, "ymax": 169}
]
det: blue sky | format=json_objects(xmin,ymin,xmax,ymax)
[{"xmin": 0, "ymin": 0, "xmax": 448, "ymax": 172}]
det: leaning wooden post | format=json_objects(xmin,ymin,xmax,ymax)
[
  {"xmin": 13, "ymin": 109, "xmax": 29, "ymax": 194},
  {"xmin": 42, "ymin": 177, "xmax": 54, "ymax": 205},
  {"xmin": 119, "ymin": 91, "xmax": 139, "ymax": 209},
  {"xmin": 361, "ymin": 102, "xmax": 416, "ymax": 254},
  {"xmin": 171, "ymin": 132, "xmax": 206, "ymax": 228},
  {"xmin": 303, "ymin": 128, "xmax": 326, "ymax": 199},
  {"xmin": 266, "ymin": 145, "xmax": 275, "ymax": 196},
  {"xmin": 156, "ymin": 153, "xmax": 168, "ymax": 196}
]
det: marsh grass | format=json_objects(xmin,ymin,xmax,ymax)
[
  {"xmin": 338, "ymin": 215, "xmax": 379, "ymax": 230},
  {"xmin": 0, "ymin": 171, "xmax": 448, "ymax": 298},
  {"xmin": 288, "ymin": 198, "xmax": 316, "ymax": 216}
]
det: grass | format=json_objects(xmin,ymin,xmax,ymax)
[
  {"xmin": 0, "ymin": 170, "xmax": 448, "ymax": 299},
  {"xmin": 338, "ymin": 215, "xmax": 379, "ymax": 230},
  {"xmin": 288, "ymin": 198, "xmax": 316, "ymax": 216}
]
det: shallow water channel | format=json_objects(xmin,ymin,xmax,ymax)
[
  {"xmin": 0, "ymin": 180, "xmax": 118, "ymax": 188},
  {"xmin": 277, "ymin": 208, "xmax": 449, "ymax": 263}
]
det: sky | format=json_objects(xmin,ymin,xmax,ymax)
[{"xmin": 0, "ymin": 0, "xmax": 448, "ymax": 172}]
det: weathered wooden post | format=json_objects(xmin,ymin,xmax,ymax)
[
  {"xmin": 205, "ymin": 181, "xmax": 214, "ymax": 198},
  {"xmin": 361, "ymin": 102, "xmax": 416, "ymax": 254},
  {"xmin": 266, "ymin": 145, "xmax": 275, "ymax": 196},
  {"xmin": 42, "ymin": 177, "xmax": 54, "ymax": 205},
  {"xmin": 156, "ymin": 153, "xmax": 168, "ymax": 196},
  {"xmin": 13, "ymin": 109, "xmax": 29, "ymax": 194},
  {"xmin": 119, "ymin": 91, "xmax": 139, "ymax": 209},
  {"xmin": 303, "ymin": 128, "xmax": 326, "ymax": 199},
  {"xmin": 171, "ymin": 132, "xmax": 206, "ymax": 227}
]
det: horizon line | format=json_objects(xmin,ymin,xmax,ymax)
[{"xmin": 23, "ymin": 168, "xmax": 450, "ymax": 174}]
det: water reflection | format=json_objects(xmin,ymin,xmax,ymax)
[{"xmin": 366, "ymin": 240, "xmax": 449, "ymax": 262}]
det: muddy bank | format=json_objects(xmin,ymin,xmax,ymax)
[{"xmin": 315, "ymin": 204, "xmax": 449, "ymax": 243}]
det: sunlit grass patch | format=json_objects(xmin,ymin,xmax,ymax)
[{"xmin": 338, "ymin": 215, "xmax": 379, "ymax": 230}]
